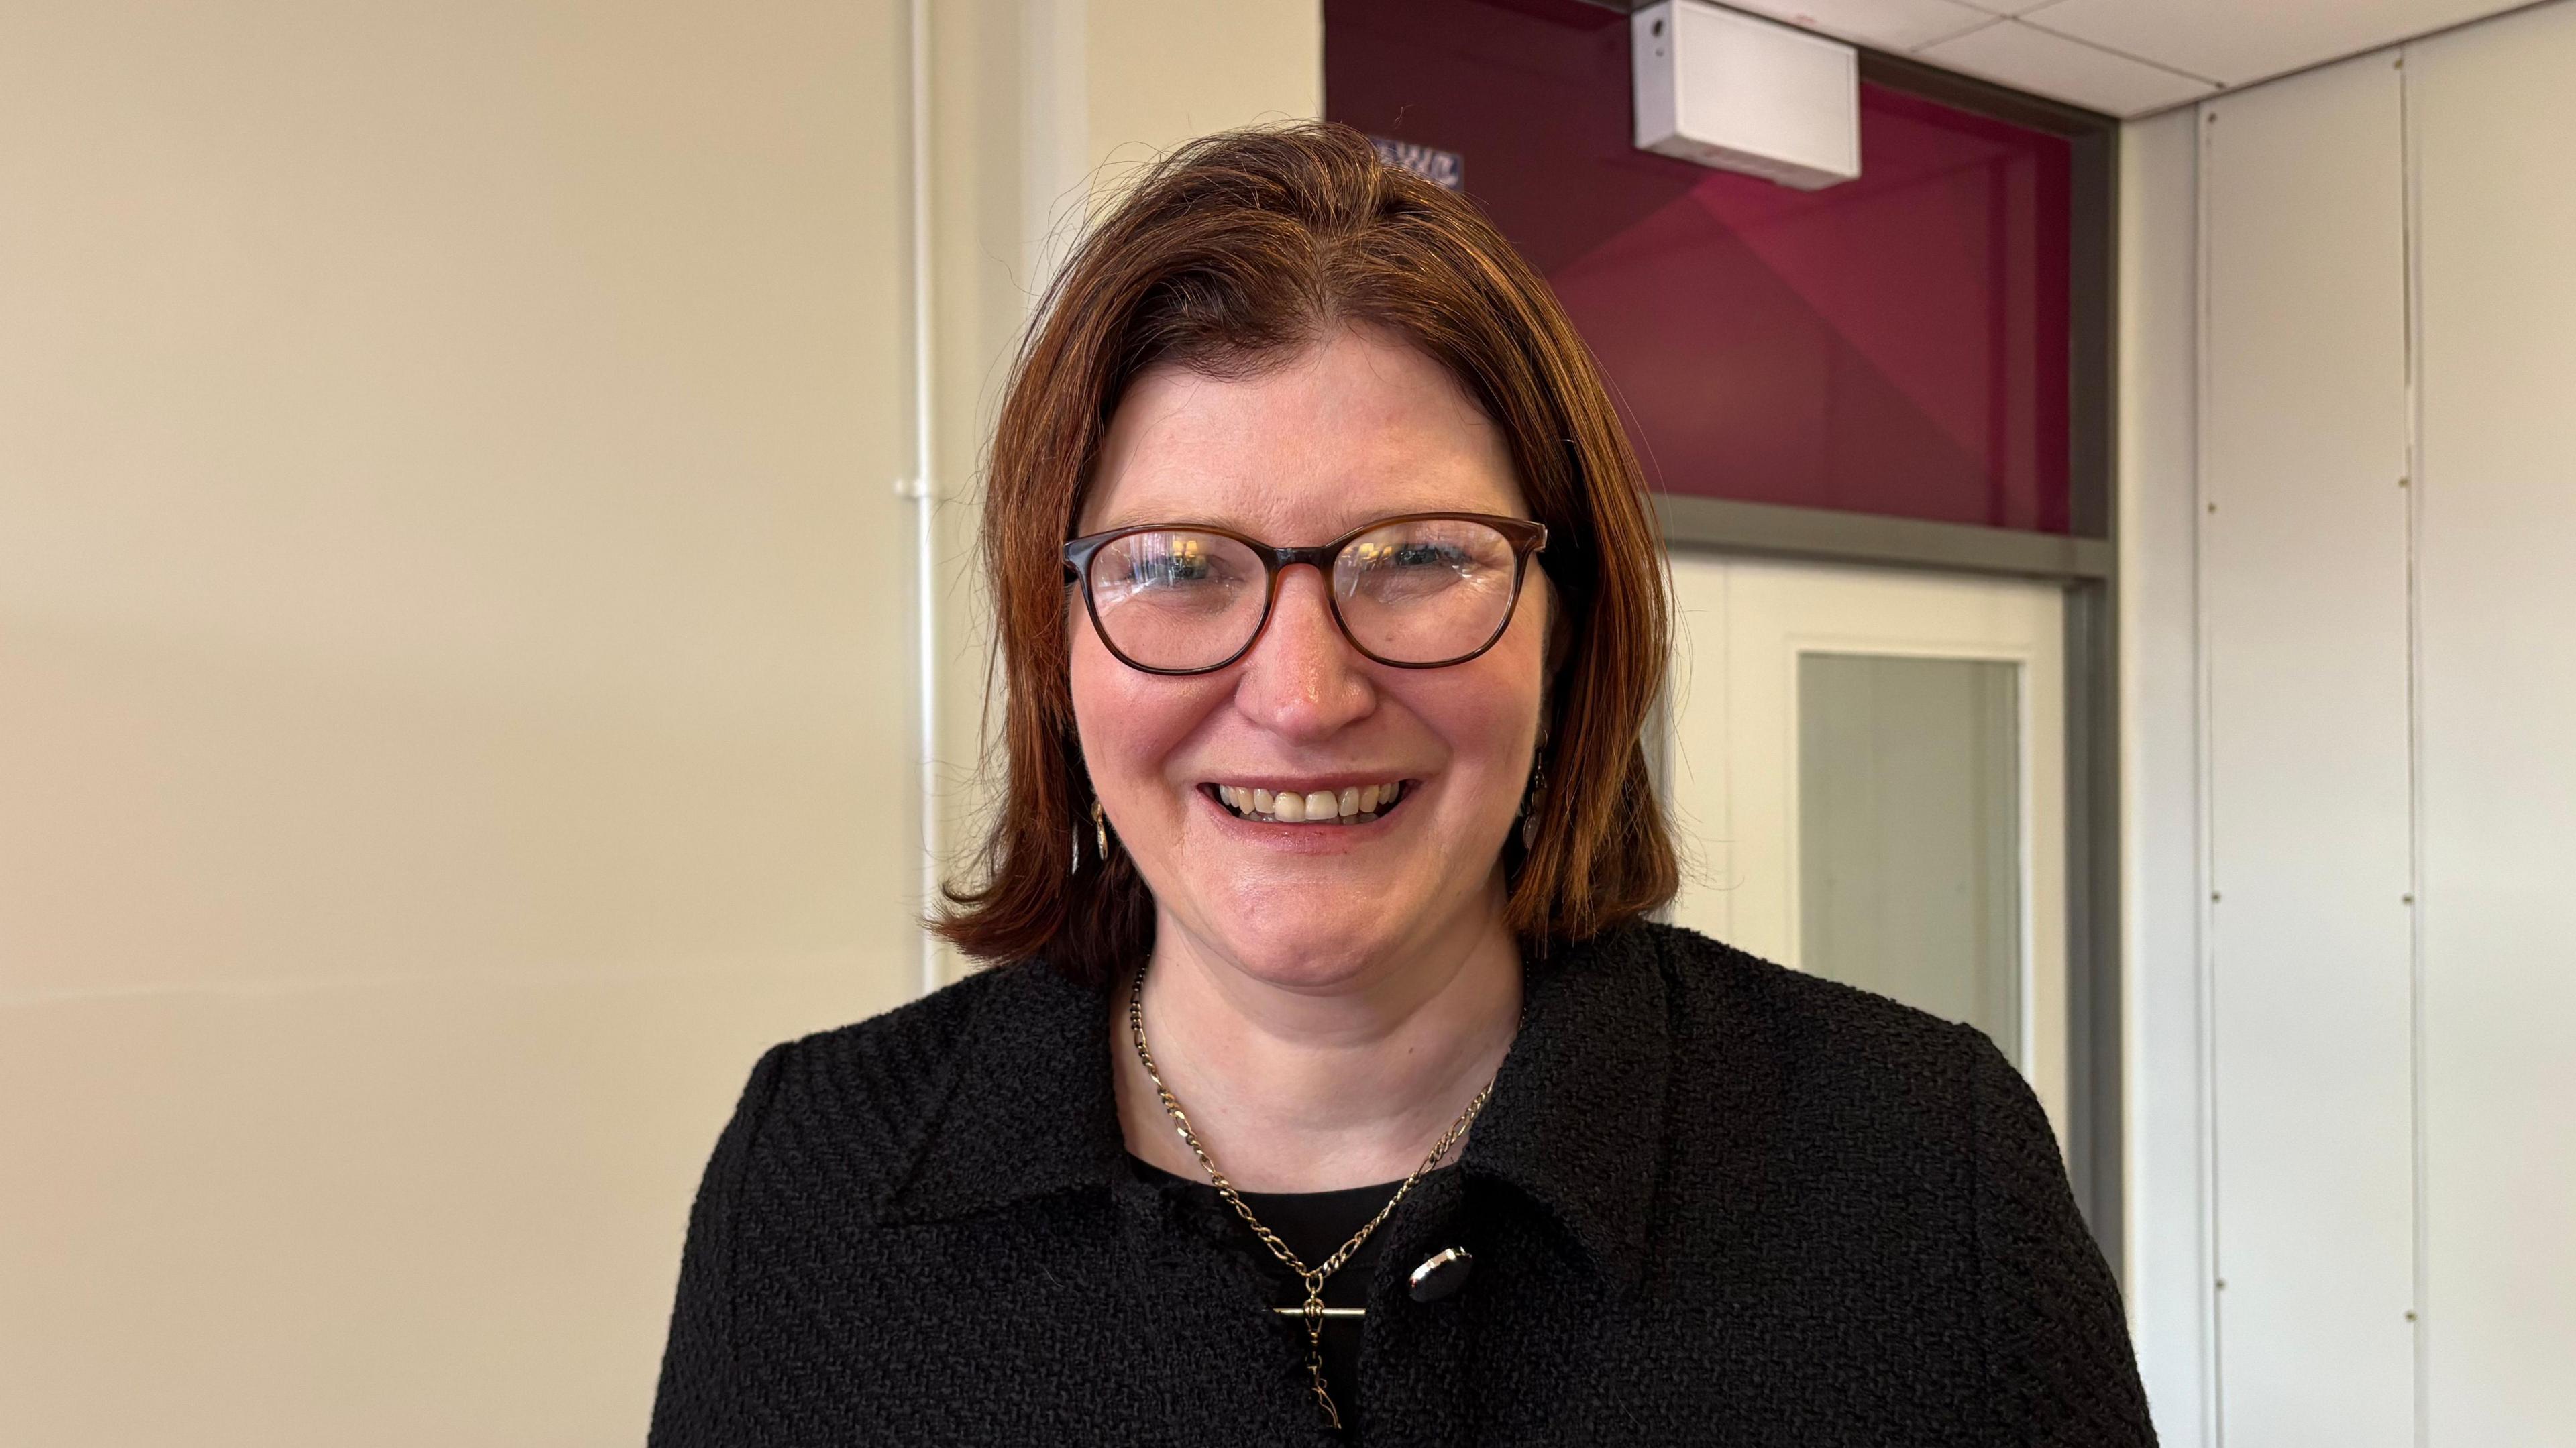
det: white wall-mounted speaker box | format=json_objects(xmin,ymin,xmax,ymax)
[{"xmin": 1632, "ymin": 0, "xmax": 1861, "ymax": 191}]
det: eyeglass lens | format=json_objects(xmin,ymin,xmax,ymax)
[{"xmin": 1085, "ymin": 517, "xmax": 1523, "ymax": 671}]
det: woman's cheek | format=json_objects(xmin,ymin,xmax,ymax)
[{"xmin": 1072, "ymin": 660, "xmax": 1217, "ymax": 842}]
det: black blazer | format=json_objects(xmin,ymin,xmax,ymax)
[{"xmin": 648, "ymin": 921, "xmax": 2156, "ymax": 1445}]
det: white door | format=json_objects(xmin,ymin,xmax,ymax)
[{"xmin": 1664, "ymin": 555, "xmax": 2070, "ymax": 1142}]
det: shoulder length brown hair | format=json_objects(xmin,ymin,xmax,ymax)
[{"xmin": 938, "ymin": 122, "xmax": 1676, "ymax": 985}]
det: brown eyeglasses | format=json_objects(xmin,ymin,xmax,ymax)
[{"xmin": 1063, "ymin": 511, "xmax": 1549, "ymax": 675}]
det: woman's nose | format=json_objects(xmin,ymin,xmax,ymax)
[{"xmin": 1233, "ymin": 566, "xmax": 1376, "ymax": 740}]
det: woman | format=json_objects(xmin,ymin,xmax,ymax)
[{"xmin": 649, "ymin": 123, "xmax": 2154, "ymax": 1445}]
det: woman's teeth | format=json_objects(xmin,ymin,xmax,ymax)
[{"xmin": 1213, "ymin": 781, "xmax": 1404, "ymax": 824}]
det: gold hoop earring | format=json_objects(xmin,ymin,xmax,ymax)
[
  {"xmin": 1519, "ymin": 756, "xmax": 1546, "ymax": 848},
  {"xmin": 1093, "ymin": 797, "xmax": 1110, "ymax": 858}
]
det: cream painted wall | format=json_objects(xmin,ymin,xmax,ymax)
[
  {"xmin": 0, "ymin": 0, "xmax": 1318, "ymax": 1442},
  {"xmin": 924, "ymin": 0, "xmax": 1323, "ymax": 987}
]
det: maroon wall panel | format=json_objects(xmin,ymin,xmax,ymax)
[{"xmin": 1326, "ymin": 0, "xmax": 2073, "ymax": 533}]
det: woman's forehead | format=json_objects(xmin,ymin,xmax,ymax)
[
  {"xmin": 1083, "ymin": 334, "xmax": 1525, "ymax": 534},
  {"xmin": 1083, "ymin": 482, "xmax": 1528, "ymax": 541}
]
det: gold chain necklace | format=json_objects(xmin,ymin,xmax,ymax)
[{"xmin": 1124, "ymin": 958, "xmax": 1507, "ymax": 1431}]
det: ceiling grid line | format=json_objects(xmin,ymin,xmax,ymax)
[
  {"xmin": 2010, "ymin": 16, "xmax": 2224, "ymax": 86},
  {"xmin": 1678, "ymin": 0, "xmax": 2548, "ymax": 118}
]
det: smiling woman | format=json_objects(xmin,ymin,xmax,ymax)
[
  {"xmin": 953, "ymin": 129, "xmax": 1679, "ymax": 992},
  {"xmin": 647, "ymin": 123, "xmax": 2154, "ymax": 1445}
]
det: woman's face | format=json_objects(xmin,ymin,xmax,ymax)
[{"xmin": 1071, "ymin": 327, "xmax": 1548, "ymax": 994}]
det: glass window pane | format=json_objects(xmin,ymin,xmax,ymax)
[{"xmin": 1798, "ymin": 653, "xmax": 2023, "ymax": 1062}]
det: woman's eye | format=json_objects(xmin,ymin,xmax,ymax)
[
  {"xmin": 1131, "ymin": 555, "xmax": 1208, "ymax": 585},
  {"xmin": 1358, "ymin": 537, "xmax": 1475, "ymax": 578},
  {"xmin": 1112, "ymin": 538, "xmax": 1239, "ymax": 591},
  {"xmin": 1391, "ymin": 543, "xmax": 1468, "ymax": 569}
]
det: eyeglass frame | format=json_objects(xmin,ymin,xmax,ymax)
[{"xmin": 1062, "ymin": 510, "xmax": 1550, "ymax": 677}]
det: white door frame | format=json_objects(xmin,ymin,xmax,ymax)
[{"xmin": 1665, "ymin": 553, "xmax": 2071, "ymax": 1144}]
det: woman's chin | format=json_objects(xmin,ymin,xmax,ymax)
[
  {"xmin": 1227, "ymin": 938, "xmax": 1384, "ymax": 993},
  {"xmin": 1150, "ymin": 856, "xmax": 1506, "ymax": 994},
  {"xmin": 1169, "ymin": 903, "xmax": 1405, "ymax": 994}
]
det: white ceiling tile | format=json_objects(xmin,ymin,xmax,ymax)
[
  {"xmin": 2025, "ymin": 0, "xmax": 2528, "ymax": 87},
  {"xmin": 1718, "ymin": 0, "xmax": 1998, "ymax": 54},
  {"xmin": 1918, "ymin": 18, "xmax": 2218, "ymax": 115}
]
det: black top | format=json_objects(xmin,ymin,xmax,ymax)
[
  {"xmin": 648, "ymin": 921, "xmax": 2157, "ymax": 1446},
  {"xmin": 1124, "ymin": 1150, "xmax": 1437, "ymax": 1427}
]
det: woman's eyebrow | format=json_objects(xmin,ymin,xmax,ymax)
[{"xmin": 1090, "ymin": 500, "xmax": 1519, "ymax": 537}]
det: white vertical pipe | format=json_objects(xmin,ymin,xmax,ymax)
[
  {"xmin": 2396, "ymin": 44, "xmax": 2430, "ymax": 1448},
  {"xmin": 907, "ymin": 0, "xmax": 942, "ymax": 999},
  {"xmin": 2189, "ymin": 96, "xmax": 2224, "ymax": 1448}
]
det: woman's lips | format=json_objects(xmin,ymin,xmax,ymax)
[{"xmin": 1204, "ymin": 779, "xmax": 1409, "ymax": 824}]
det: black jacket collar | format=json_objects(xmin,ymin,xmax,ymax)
[{"xmin": 875, "ymin": 926, "xmax": 1672, "ymax": 1290}]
